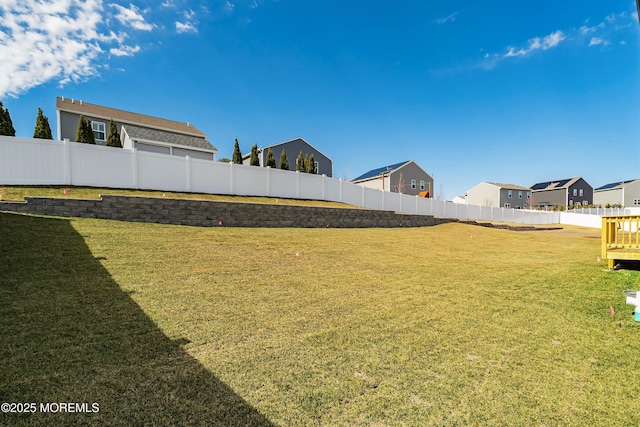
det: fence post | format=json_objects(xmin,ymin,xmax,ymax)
[
  {"xmin": 415, "ymin": 195, "xmax": 419, "ymax": 215},
  {"xmin": 229, "ymin": 162, "xmax": 234, "ymax": 195},
  {"xmin": 267, "ymin": 166, "xmax": 271, "ymax": 197},
  {"xmin": 339, "ymin": 178, "xmax": 343, "ymax": 202},
  {"xmin": 63, "ymin": 139, "xmax": 71, "ymax": 185},
  {"xmin": 361, "ymin": 185, "xmax": 365, "ymax": 208},
  {"xmin": 296, "ymin": 171, "xmax": 300, "ymax": 199},
  {"xmin": 186, "ymin": 155, "xmax": 191, "ymax": 192},
  {"xmin": 322, "ymin": 174, "xmax": 326, "ymax": 200},
  {"xmin": 132, "ymin": 148, "xmax": 139, "ymax": 189}
]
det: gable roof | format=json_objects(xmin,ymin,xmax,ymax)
[
  {"xmin": 595, "ymin": 178, "xmax": 640, "ymax": 191},
  {"xmin": 121, "ymin": 124, "xmax": 216, "ymax": 152},
  {"xmin": 487, "ymin": 182, "xmax": 531, "ymax": 191},
  {"xmin": 242, "ymin": 137, "xmax": 333, "ymax": 161},
  {"xmin": 352, "ymin": 161, "xmax": 410, "ymax": 182},
  {"xmin": 530, "ymin": 177, "xmax": 581, "ymax": 191},
  {"xmin": 56, "ymin": 96, "xmax": 206, "ymax": 138}
]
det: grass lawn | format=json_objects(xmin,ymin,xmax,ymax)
[
  {"xmin": 1, "ymin": 212, "xmax": 639, "ymax": 425},
  {"xmin": 0, "ymin": 185, "xmax": 357, "ymax": 209}
]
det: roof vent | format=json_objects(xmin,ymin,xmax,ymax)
[
  {"xmin": 61, "ymin": 96, "xmax": 64, "ymax": 101},
  {"xmin": 79, "ymin": 100, "xmax": 83, "ymax": 105},
  {"xmin": 187, "ymin": 122, "xmax": 190, "ymax": 127},
  {"xmin": 71, "ymin": 99, "xmax": 74, "ymax": 104}
]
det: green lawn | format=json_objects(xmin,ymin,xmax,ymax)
[
  {"xmin": 0, "ymin": 185, "xmax": 356, "ymax": 209},
  {"xmin": 1, "ymin": 212, "xmax": 639, "ymax": 426}
]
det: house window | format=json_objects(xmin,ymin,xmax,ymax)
[
  {"xmin": 634, "ymin": 199, "xmax": 640, "ymax": 206},
  {"xmin": 526, "ymin": 191, "xmax": 531, "ymax": 198},
  {"xmin": 573, "ymin": 189, "xmax": 577, "ymax": 196},
  {"xmin": 314, "ymin": 161, "xmax": 319, "ymax": 174},
  {"xmin": 411, "ymin": 179, "xmax": 416, "ymax": 189},
  {"xmin": 518, "ymin": 191, "xmax": 523, "ymax": 199},
  {"xmin": 91, "ymin": 121, "xmax": 106, "ymax": 142},
  {"xmin": 420, "ymin": 180, "xmax": 425, "ymax": 190},
  {"xmin": 504, "ymin": 203, "xmax": 511, "ymax": 208},
  {"xmin": 583, "ymin": 200, "xmax": 588, "ymax": 206},
  {"xmin": 569, "ymin": 199, "xmax": 574, "ymax": 206},
  {"xmin": 508, "ymin": 190, "xmax": 512, "ymax": 198}
]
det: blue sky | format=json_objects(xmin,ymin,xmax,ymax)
[{"xmin": 1, "ymin": 0, "xmax": 639, "ymax": 200}]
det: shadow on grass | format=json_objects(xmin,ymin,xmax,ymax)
[{"xmin": 0, "ymin": 213, "xmax": 275, "ymax": 426}]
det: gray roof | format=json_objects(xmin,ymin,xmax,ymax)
[
  {"xmin": 487, "ymin": 182, "xmax": 531, "ymax": 191},
  {"xmin": 595, "ymin": 178, "xmax": 640, "ymax": 191},
  {"xmin": 352, "ymin": 161, "xmax": 410, "ymax": 182},
  {"xmin": 122, "ymin": 124, "xmax": 217, "ymax": 152},
  {"xmin": 530, "ymin": 177, "xmax": 581, "ymax": 191}
]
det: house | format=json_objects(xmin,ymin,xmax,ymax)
[
  {"xmin": 451, "ymin": 195, "xmax": 467, "ymax": 204},
  {"xmin": 351, "ymin": 161, "xmax": 433, "ymax": 197},
  {"xmin": 241, "ymin": 137, "xmax": 333, "ymax": 176},
  {"xmin": 56, "ymin": 97, "xmax": 218, "ymax": 161},
  {"xmin": 465, "ymin": 182, "xmax": 531, "ymax": 208},
  {"xmin": 593, "ymin": 178, "xmax": 640, "ymax": 207},
  {"xmin": 530, "ymin": 177, "xmax": 593, "ymax": 208}
]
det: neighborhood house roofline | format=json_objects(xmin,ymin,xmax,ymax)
[
  {"xmin": 530, "ymin": 177, "xmax": 582, "ymax": 191},
  {"xmin": 125, "ymin": 136, "xmax": 218, "ymax": 154},
  {"xmin": 242, "ymin": 137, "xmax": 334, "ymax": 162},
  {"xmin": 595, "ymin": 178, "xmax": 640, "ymax": 191},
  {"xmin": 486, "ymin": 182, "xmax": 531, "ymax": 191},
  {"xmin": 352, "ymin": 161, "xmax": 412, "ymax": 182},
  {"xmin": 121, "ymin": 125, "xmax": 217, "ymax": 153},
  {"xmin": 56, "ymin": 96, "xmax": 206, "ymax": 138}
]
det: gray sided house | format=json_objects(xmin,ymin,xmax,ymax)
[
  {"xmin": 530, "ymin": 177, "xmax": 593, "ymax": 208},
  {"xmin": 352, "ymin": 161, "xmax": 434, "ymax": 197},
  {"xmin": 56, "ymin": 96, "xmax": 217, "ymax": 161},
  {"xmin": 242, "ymin": 137, "xmax": 333, "ymax": 177},
  {"xmin": 594, "ymin": 178, "xmax": 640, "ymax": 208},
  {"xmin": 465, "ymin": 182, "xmax": 531, "ymax": 208}
]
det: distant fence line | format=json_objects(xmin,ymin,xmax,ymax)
[{"xmin": 0, "ymin": 136, "xmax": 632, "ymax": 228}]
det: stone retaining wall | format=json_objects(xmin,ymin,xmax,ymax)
[{"xmin": 0, "ymin": 195, "xmax": 448, "ymax": 228}]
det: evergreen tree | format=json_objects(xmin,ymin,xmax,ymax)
[
  {"xmin": 84, "ymin": 119, "xmax": 96, "ymax": 144},
  {"xmin": 279, "ymin": 149, "xmax": 289, "ymax": 170},
  {"xmin": 265, "ymin": 147, "xmax": 276, "ymax": 168},
  {"xmin": 33, "ymin": 108, "xmax": 53, "ymax": 139},
  {"xmin": 304, "ymin": 154, "xmax": 311, "ymax": 173},
  {"xmin": 249, "ymin": 144, "xmax": 260, "ymax": 166},
  {"xmin": 0, "ymin": 101, "xmax": 16, "ymax": 136},
  {"xmin": 75, "ymin": 115, "xmax": 85, "ymax": 142},
  {"xmin": 106, "ymin": 119, "xmax": 121, "ymax": 147},
  {"xmin": 232, "ymin": 138, "xmax": 243, "ymax": 164},
  {"xmin": 309, "ymin": 153, "xmax": 317, "ymax": 174},
  {"xmin": 76, "ymin": 116, "xmax": 95, "ymax": 144},
  {"xmin": 296, "ymin": 151, "xmax": 304, "ymax": 172}
]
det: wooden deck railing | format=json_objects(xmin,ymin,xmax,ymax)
[{"xmin": 601, "ymin": 216, "xmax": 640, "ymax": 269}]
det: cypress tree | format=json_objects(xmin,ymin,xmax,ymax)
[
  {"xmin": 75, "ymin": 115, "xmax": 84, "ymax": 142},
  {"xmin": 265, "ymin": 147, "xmax": 276, "ymax": 168},
  {"xmin": 83, "ymin": 119, "xmax": 96, "ymax": 144},
  {"xmin": 279, "ymin": 149, "xmax": 289, "ymax": 170},
  {"xmin": 296, "ymin": 151, "xmax": 304, "ymax": 172},
  {"xmin": 0, "ymin": 101, "xmax": 16, "ymax": 136},
  {"xmin": 106, "ymin": 119, "xmax": 121, "ymax": 147},
  {"xmin": 249, "ymin": 144, "xmax": 260, "ymax": 166},
  {"xmin": 33, "ymin": 108, "xmax": 53, "ymax": 139},
  {"xmin": 309, "ymin": 153, "xmax": 317, "ymax": 174},
  {"xmin": 232, "ymin": 138, "xmax": 243, "ymax": 164},
  {"xmin": 304, "ymin": 154, "xmax": 311, "ymax": 173}
]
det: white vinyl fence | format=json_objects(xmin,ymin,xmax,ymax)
[{"xmin": 0, "ymin": 136, "xmax": 617, "ymax": 228}]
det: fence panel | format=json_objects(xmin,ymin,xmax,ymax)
[
  {"xmin": 298, "ymin": 172, "xmax": 325, "ymax": 200},
  {"xmin": 266, "ymin": 168, "xmax": 298, "ymax": 199},
  {"xmin": 69, "ymin": 143, "xmax": 133, "ymax": 188},
  {"xmin": 137, "ymin": 151, "xmax": 188, "ymax": 192},
  {"xmin": 0, "ymin": 137, "xmax": 65, "ymax": 185}
]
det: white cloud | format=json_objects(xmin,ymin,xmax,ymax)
[
  {"xmin": 0, "ymin": 0, "xmax": 108, "ymax": 97},
  {"xmin": 588, "ymin": 37, "xmax": 609, "ymax": 47},
  {"xmin": 580, "ymin": 22, "xmax": 605, "ymax": 34},
  {"xmin": 249, "ymin": 0, "xmax": 262, "ymax": 9},
  {"xmin": 542, "ymin": 30, "xmax": 566, "ymax": 49},
  {"xmin": 161, "ymin": 0, "xmax": 175, "ymax": 7},
  {"xmin": 110, "ymin": 3, "xmax": 154, "ymax": 31},
  {"xmin": 175, "ymin": 21, "xmax": 197, "ymax": 33},
  {"xmin": 183, "ymin": 9, "xmax": 196, "ymax": 20},
  {"xmin": 110, "ymin": 44, "xmax": 141, "ymax": 56},
  {"xmin": 225, "ymin": 1, "xmax": 235, "ymax": 13},
  {"xmin": 435, "ymin": 12, "xmax": 458, "ymax": 25}
]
